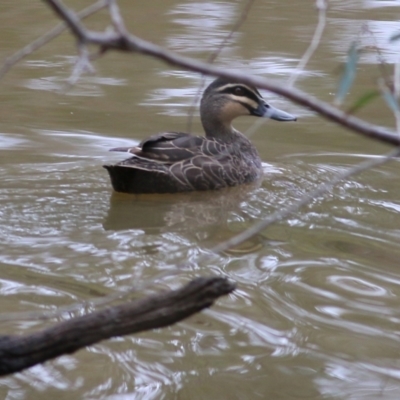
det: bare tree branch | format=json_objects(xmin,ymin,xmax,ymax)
[
  {"xmin": 0, "ymin": 277, "xmax": 234, "ymax": 376},
  {"xmin": 46, "ymin": 0, "xmax": 89, "ymax": 42},
  {"xmin": 208, "ymin": 0, "xmax": 255, "ymax": 64},
  {"xmin": 0, "ymin": 0, "xmax": 107, "ymax": 80},
  {"xmin": 0, "ymin": 0, "xmax": 398, "ymax": 325},
  {"xmin": 246, "ymin": 0, "xmax": 326, "ymax": 140},
  {"xmin": 42, "ymin": 0, "xmax": 399, "ymax": 146}
]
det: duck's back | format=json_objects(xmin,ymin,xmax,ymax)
[{"xmin": 103, "ymin": 131, "xmax": 262, "ymax": 194}]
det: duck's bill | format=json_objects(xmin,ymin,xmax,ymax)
[{"xmin": 254, "ymin": 102, "xmax": 297, "ymax": 121}]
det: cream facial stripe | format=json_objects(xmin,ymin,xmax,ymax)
[{"xmin": 216, "ymin": 83, "xmax": 262, "ymax": 111}]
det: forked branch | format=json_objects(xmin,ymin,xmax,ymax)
[{"xmin": 42, "ymin": 0, "xmax": 399, "ymax": 146}]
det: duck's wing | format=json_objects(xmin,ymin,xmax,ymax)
[{"xmin": 110, "ymin": 132, "xmax": 224, "ymax": 163}]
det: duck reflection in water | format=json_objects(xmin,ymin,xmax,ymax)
[{"xmin": 103, "ymin": 184, "xmax": 277, "ymax": 256}]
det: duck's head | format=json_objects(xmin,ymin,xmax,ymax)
[{"xmin": 200, "ymin": 77, "xmax": 296, "ymax": 138}]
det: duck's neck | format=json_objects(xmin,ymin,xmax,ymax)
[
  {"xmin": 201, "ymin": 117, "xmax": 233, "ymax": 140},
  {"xmin": 200, "ymin": 100, "xmax": 248, "ymax": 143}
]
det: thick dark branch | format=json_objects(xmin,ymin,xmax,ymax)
[
  {"xmin": 44, "ymin": 0, "xmax": 400, "ymax": 146},
  {"xmin": 0, "ymin": 277, "xmax": 234, "ymax": 376}
]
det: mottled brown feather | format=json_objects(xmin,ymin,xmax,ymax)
[{"xmin": 104, "ymin": 78, "xmax": 295, "ymax": 194}]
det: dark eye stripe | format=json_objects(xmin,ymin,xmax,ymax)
[{"xmin": 219, "ymin": 85, "xmax": 261, "ymax": 105}]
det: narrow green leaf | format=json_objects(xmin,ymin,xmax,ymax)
[
  {"xmin": 346, "ymin": 90, "xmax": 380, "ymax": 114},
  {"xmin": 334, "ymin": 42, "xmax": 359, "ymax": 106}
]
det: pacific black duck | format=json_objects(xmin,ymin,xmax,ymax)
[{"xmin": 104, "ymin": 78, "xmax": 296, "ymax": 194}]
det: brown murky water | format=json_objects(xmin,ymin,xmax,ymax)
[{"xmin": 1, "ymin": 0, "xmax": 400, "ymax": 399}]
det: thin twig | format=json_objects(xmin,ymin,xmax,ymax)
[
  {"xmin": 394, "ymin": 58, "xmax": 400, "ymax": 135},
  {"xmin": 287, "ymin": 0, "xmax": 327, "ymax": 87},
  {"xmin": 46, "ymin": 0, "xmax": 88, "ymax": 41},
  {"xmin": 207, "ymin": 148, "xmax": 400, "ymax": 254},
  {"xmin": 66, "ymin": 42, "xmax": 96, "ymax": 87},
  {"xmin": 107, "ymin": 0, "xmax": 128, "ymax": 35},
  {"xmin": 42, "ymin": 0, "xmax": 400, "ymax": 146},
  {"xmin": 208, "ymin": 0, "xmax": 255, "ymax": 64},
  {"xmin": 1, "ymin": 0, "xmax": 399, "ymax": 323},
  {"xmin": 2, "ymin": 149, "xmax": 398, "ymax": 322},
  {"xmin": 186, "ymin": 0, "xmax": 255, "ymax": 133},
  {"xmin": 362, "ymin": 24, "xmax": 392, "ymax": 88},
  {"xmin": 0, "ymin": 0, "xmax": 107, "ymax": 81}
]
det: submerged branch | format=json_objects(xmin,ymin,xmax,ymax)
[
  {"xmin": 0, "ymin": 0, "xmax": 398, "ymax": 336},
  {"xmin": 0, "ymin": 277, "xmax": 234, "ymax": 376}
]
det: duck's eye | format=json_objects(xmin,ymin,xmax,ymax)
[{"xmin": 233, "ymin": 87, "xmax": 244, "ymax": 96}]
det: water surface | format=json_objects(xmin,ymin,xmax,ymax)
[{"xmin": 1, "ymin": 0, "xmax": 400, "ymax": 399}]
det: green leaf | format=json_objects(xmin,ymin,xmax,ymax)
[
  {"xmin": 335, "ymin": 42, "xmax": 359, "ymax": 106},
  {"xmin": 346, "ymin": 90, "xmax": 380, "ymax": 114}
]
